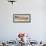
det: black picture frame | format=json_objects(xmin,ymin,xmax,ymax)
[{"xmin": 13, "ymin": 14, "xmax": 31, "ymax": 23}]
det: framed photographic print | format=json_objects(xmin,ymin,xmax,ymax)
[{"xmin": 13, "ymin": 14, "xmax": 31, "ymax": 23}]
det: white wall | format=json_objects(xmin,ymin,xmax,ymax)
[{"xmin": 0, "ymin": 0, "xmax": 46, "ymax": 41}]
